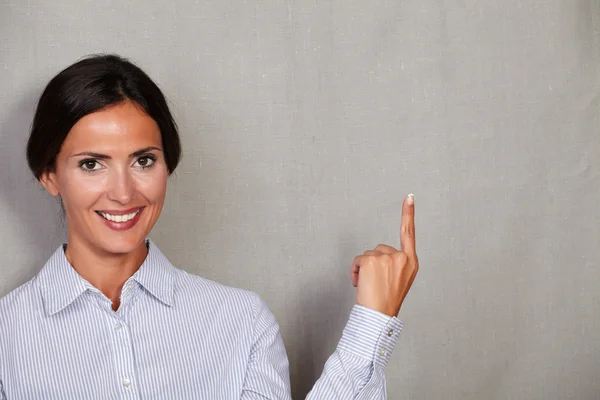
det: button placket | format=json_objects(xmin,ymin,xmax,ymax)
[
  {"xmin": 109, "ymin": 315, "xmax": 139, "ymax": 398},
  {"xmin": 120, "ymin": 283, "xmax": 133, "ymax": 305}
]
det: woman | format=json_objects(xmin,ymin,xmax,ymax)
[{"xmin": 0, "ymin": 55, "xmax": 419, "ymax": 399}]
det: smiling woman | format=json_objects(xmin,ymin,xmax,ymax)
[
  {"xmin": 0, "ymin": 55, "xmax": 419, "ymax": 399},
  {"xmin": 26, "ymin": 56, "xmax": 178, "ymax": 311}
]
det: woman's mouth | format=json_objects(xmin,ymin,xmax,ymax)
[{"xmin": 95, "ymin": 207, "xmax": 144, "ymax": 231}]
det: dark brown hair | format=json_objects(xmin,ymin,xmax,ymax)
[{"xmin": 26, "ymin": 54, "xmax": 181, "ymax": 180}]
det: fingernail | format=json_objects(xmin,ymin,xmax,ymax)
[{"xmin": 407, "ymin": 193, "xmax": 414, "ymax": 205}]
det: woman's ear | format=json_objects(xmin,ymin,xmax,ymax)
[{"xmin": 39, "ymin": 170, "xmax": 60, "ymax": 197}]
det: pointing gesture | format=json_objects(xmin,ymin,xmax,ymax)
[{"xmin": 351, "ymin": 194, "xmax": 419, "ymax": 317}]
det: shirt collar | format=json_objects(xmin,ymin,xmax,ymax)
[
  {"xmin": 130, "ymin": 239, "xmax": 175, "ymax": 307},
  {"xmin": 37, "ymin": 239, "xmax": 175, "ymax": 316},
  {"xmin": 37, "ymin": 244, "xmax": 92, "ymax": 316}
]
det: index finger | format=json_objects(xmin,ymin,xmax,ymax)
[{"xmin": 400, "ymin": 193, "xmax": 416, "ymax": 256}]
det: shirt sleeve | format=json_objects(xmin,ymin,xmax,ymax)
[
  {"xmin": 241, "ymin": 296, "xmax": 402, "ymax": 400},
  {"xmin": 241, "ymin": 295, "xmax": 293, "ymax": 400},
  {"xmin": 306, "ymin": 305, "xmax": 403, "ymax": 399}
]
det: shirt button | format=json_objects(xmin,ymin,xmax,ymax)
[
  {"xmin": 387, "ymin": 329, "xmax": 394, "ymax": 337},
  {"xmin": 123, "ymin": 378, "xmax": 131, "ymax": 387},
  {"xmin": 380, "ymin": 348, "xmax": 386, "ymax": 356},
  {"xmin": 114, "ymin": 323, "xmax": 122, "ymax": 330}
]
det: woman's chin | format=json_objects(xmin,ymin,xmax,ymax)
[{"xmin": 96, "ymin": 234, "xmax": 148, "ymax": 256}]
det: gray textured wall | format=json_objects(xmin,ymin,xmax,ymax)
[{"xmin": 1, "ymin": 1, "xmax": 599, "ymax": 399}]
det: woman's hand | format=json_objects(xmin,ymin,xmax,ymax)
[{"xmin": 351, "ymin": 194, "xmax": 419, "ymax": 317}]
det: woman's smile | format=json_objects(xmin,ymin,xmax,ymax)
[{"xmin": 96, "ymin": 206, "xmax": 145, "ymax": 231}]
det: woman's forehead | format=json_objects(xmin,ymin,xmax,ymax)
[{"xmin": 62, "ymin": 102, "xmax": 162, "ymax": 155}]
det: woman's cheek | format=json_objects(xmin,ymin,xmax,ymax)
[
  {"xmin": 63, "ymin": 171, "xmax": 107, "ymax": 206},
  {"xmin": 133, "ymin": 168, "xmax": 168, "ymax": 202}
]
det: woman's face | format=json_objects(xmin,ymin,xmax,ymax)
[{"xmin": 41, "ymin": 101, "xmax": 168, "ymax": 255}]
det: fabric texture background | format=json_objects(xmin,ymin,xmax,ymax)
[{"xmin": 0, "ymin": 1, "xmax": 598, "ymax": 399}]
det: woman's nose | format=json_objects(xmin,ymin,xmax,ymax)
[{"xmin": 106, "ymin": 168, "xmax": 135, "ymax": 205}]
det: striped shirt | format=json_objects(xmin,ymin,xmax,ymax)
[{"xmin": 0, "ymin": 240, "xmax": 403, "ymax": 399}]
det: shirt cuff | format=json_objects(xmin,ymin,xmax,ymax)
[{"xmin": 336, "ymin": 305, "xmax": 404, "ymax": 368}]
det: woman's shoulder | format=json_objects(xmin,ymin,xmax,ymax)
[
  {"xmin": 0, "ymin": 278, "xmax": 39, "ymax": 322},
  {"xmin": 173, "ymin": 268, "xmax": 265, "ymax": 314}
]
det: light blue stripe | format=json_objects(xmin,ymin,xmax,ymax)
[{"xmin": 0, "ymin": 240, "xmax": 402, "ymax": 399}]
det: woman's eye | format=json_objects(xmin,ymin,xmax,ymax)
[
  {"xmin": 80, "ymin": 160, "xmax": 101, "ymax": 171},
  {"xmin": 135, "ymin": 156, "xmax": 155, "ymax": 168}
]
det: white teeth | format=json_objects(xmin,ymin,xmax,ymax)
[{"xmin": 99, "ymin": 209, "xmax": 140, "ymax": 223}]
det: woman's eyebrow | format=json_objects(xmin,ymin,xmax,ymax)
[
  {"xmin": 71, "ymin": 146, "xmax": 162, "ymax": 159},
  {"xmin": 130, "ymin": 146, "xmax": 162, "ymax": 158},
  {"xmin": 71, "ymin": 151, "xmax": 110, "ymax": 159}
]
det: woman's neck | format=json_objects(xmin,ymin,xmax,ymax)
[{"xmin": 64, "ymin": 237, "xmax": 148, "ymax": 311}]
